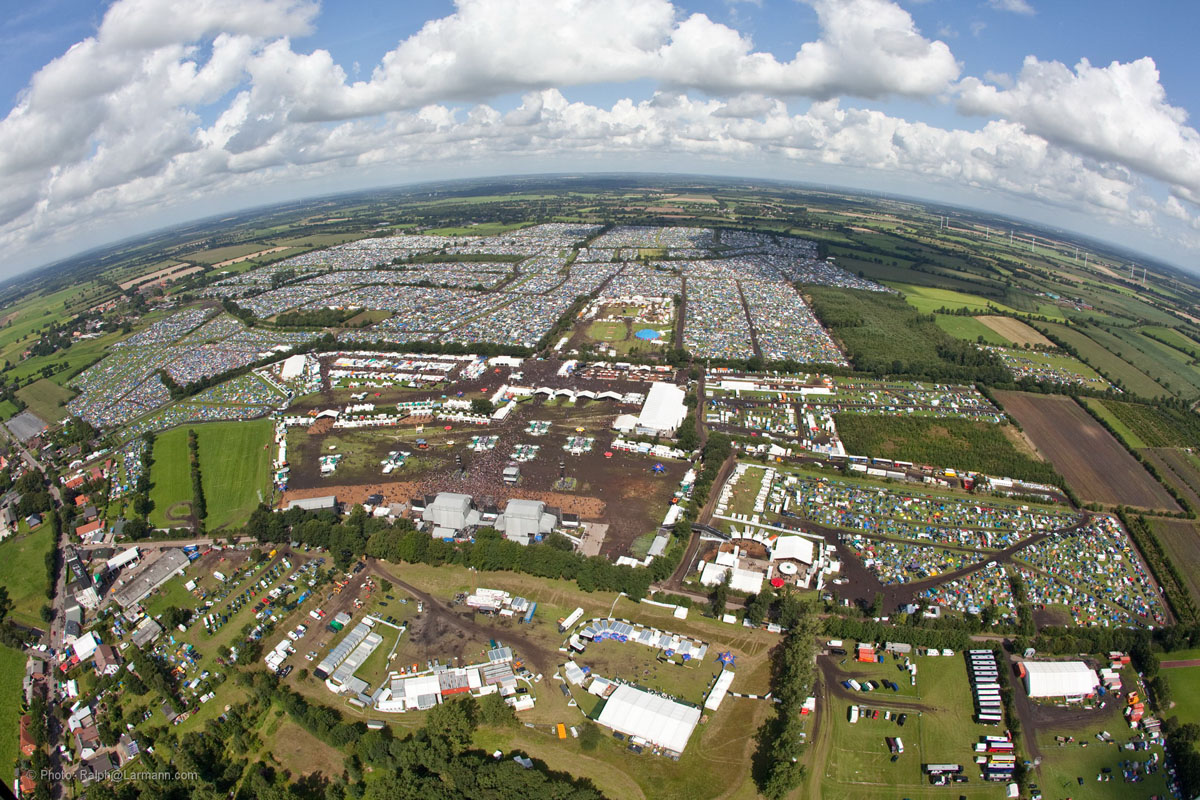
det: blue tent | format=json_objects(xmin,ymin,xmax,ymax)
[{"xmin": 635, "ymin": 328, "xmax": 661, "ymax": 340}]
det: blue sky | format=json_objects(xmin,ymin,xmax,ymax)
[{"xmin": 1, "ymin": 0, "xmax": 1199, "ymax": 275}]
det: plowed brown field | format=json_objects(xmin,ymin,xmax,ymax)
[{"xmin": 994, "ymin": 391, "xmax": 1179, "ymax": 510}]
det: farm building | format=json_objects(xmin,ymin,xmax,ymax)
[
  {"xmin": 635, "ymin": 382, "xmax": 688, "ymax": 436},
  {"xmin": 595, "ymin": 684, "xmax": 701, "ymax": 754},
  {"xmin": 1022, "ymin": 661, "xmax": 1098, "ymax": 699}
]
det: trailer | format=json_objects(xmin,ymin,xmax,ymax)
[
  {"xmin": 521, "ymin": 602, "xmax": 537, "ymax": 624},
  {"xmin": 558, "ymin": 607, "xmax": 584, "ymax": 633}
]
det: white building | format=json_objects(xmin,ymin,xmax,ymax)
[
  {"xmin": 635, "ymin": 382, "xmax": 688, "ymax": 436},
  {"xmin": 595, "ymin": 684, "xmax": 701, "ymax": 754},
  {"xmin": 1022, "ymin": 661, "xmax": 1099, "ymax": 699}
]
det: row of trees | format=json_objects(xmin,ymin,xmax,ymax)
[
  {"xmin": 187, "ymin": 429, "xmax": 206, "ymax": 529},
  {"xmin": 753, "ymin": 600, "xmax": 821, "ymax": 798}
]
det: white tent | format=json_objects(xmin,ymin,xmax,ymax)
[
  {"xmin": 1023, "ymin": 661, "xmax": 1098, "ymax": 698},
  {"xmin": 770, "ymin": 536, "xmax": 815, "ymax": 565},
  {"xmin": 596, "ymin": 684, "xmax": 701, "ymax": 753},
  {"xmin": 280, "ymin": 354, "xmax": 307, "ymax": 380},
  {"xmin": 635, "ymin": 382, "xmax": 687, "ymax": 435}
]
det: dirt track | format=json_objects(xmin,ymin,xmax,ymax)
[{"xmin": 994, "ymin": 391, "xmax": 1179, "ymax": 511}]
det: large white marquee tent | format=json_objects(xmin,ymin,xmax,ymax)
[
  {"xmin": 1022, "ymin": 661, "xmax": 1098, "ymax": 698},
  {"xmin": 595, "ymin": 684, "xmax": 701, "ymax": 753}
]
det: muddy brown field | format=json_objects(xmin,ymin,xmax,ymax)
[{"xmin": 994, "ymin": 391, "xmax": 1179, "ymax": 510}]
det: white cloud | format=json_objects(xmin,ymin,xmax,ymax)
[
  {"xmin": 0, "ymin": 0, "xmax": 1198, "ymax": 273},
  {"xmin": 957, "ymin": 56, "xmax": 1200, "ymax": 205},
  {"xmin": 987, "ymin": 0, "xmax": 1035, "ymax": 14}
]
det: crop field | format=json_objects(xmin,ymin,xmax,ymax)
[
  {"xmin": 974, "ymin": 315, "xmax": 1053, "ymax": 346},
  {"xmin": 0, "ymin": 526, "xmax": 53, "ymax": 627},
  {"xmin": 1149, "ymin": 519, "xmax": 1200, "ymax": 605},
  {"xmin": 806, "ymin": 286, "xmax": 996, "ymax": 380},
  {"xmin": 1079, "ymin": 398, "xmax": 1149, "ymax": 449},
  {"xmin": 888, "ymin": 282, "xmax": 1020, "ymax": 316},
  {"xmin": 1141, "ymin": 325, "xmax": 1200, "ymax": 357},
  {"xmin": 1039, "ymin": 322, "xmax": 1165, "ymax": 398},
  {"xmin": 1092, "ymin": 325, "xmax": 1200, "ymax": 398},
  {"xmin": 993, "ymin": 391, "xmax": 1179, "ymax": 510},
  {"xmin": 0, "ymin": 645, "xmax": 24, "ymax": 782},
  {"xmin": 933, "ymin": 313, "xmax": 1009, "ymax": 344},
  {"xmin": 15, "ymin": 378, "xmax": 74, "ymax": 423},
  {"xmin": 1091, "ymin": 399, "xmax": 1200, "ymax": 448},
  {"xmin": 1143, "ymin": 449, "xmax": 1200, "ymax": 511},
  {"xmin": 833, "ymin": 414, "xmax": 1061, "ymax": 485}
]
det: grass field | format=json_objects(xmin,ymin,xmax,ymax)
[
  {"xmin": 1040, "ymin": 322, "xmax": 1165, "ymax": 398},
  {"xmin": 148, "ymin": 427, "xmax": 195, "ymax": 528},
  {"xmin": 0, "ymin": 400, "xmax": 19, "ymax": 420},
  {"xmin": 933, "ymin": 314, "xmax": 1009, "ymax": 344},
  {"xmin": 0, "ymin": 645, "xmax": 25, "ymax": 781},
  {"xmin": 1162, "ymin": 658, "xmax": 1200, "ymax": 733},
  {"xmin": 15, "ymin": 378, "xmax": 74, "ymax": 423},
  {"xmin": 197, "ymin": 419, "xmax": 273, "ymax": 529},
  {"xmin": 149, "ymin": 419, "xmax": 273, "ymax": 530},
  {"xmin": 0, "ymin": 527, "xmax": 53, "ymax": 627}
]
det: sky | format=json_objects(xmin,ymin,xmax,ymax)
[{"xmin": 3, "ymin": 0, "xmax": 1200, "ymax": 277}]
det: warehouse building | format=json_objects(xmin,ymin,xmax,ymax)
[{"xmin": 286, "ymin": 495, "xmax": 338, "ymax": 512}]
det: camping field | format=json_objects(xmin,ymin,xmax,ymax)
[{"xmin": 810, "ymin": 654, "xmax": 1009, "ymax": 800}]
